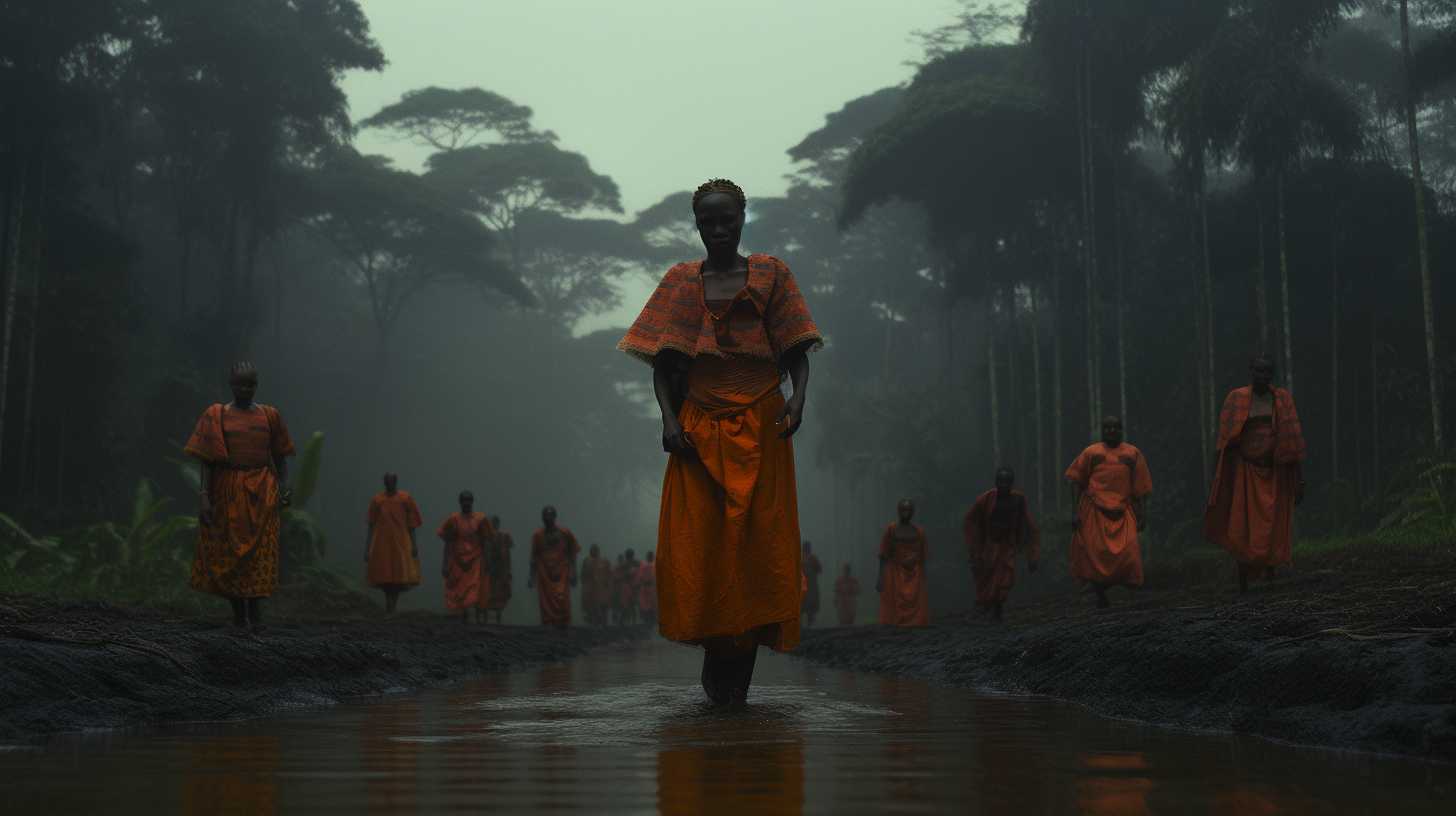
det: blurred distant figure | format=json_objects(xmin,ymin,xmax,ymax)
[
  {"xmin": 616, "ymin": 549, "xmax": 640, "ymax": 626},
  {"xmin": 528, "ymin": 506, "xmax": 579, "ymax": 629},
  {"xmin": 186, "ymin": 362, "xmax": 295, "ymax": 633},
  {"xmin": 1204, "ymin": 355, "xmax": 1306, "ymax": 594},
  {"xmin": 878, "ymin": 499, "xmax": 930, "ymax": 627},
  {"xmin": 618, "ymin": 178, "xmax": 821, "ymax": 705},
  {"xmin": 638, "ymin": 550, "xmax": 658, "ymax": 626},
  {"xmin": 1065, "ymin": 416, "xmax": 1152, "ymax": 609},
  {"xmin": 581, "ymin": 544, "xmax": 614, "ymax": 626},
  {"xmin": 365, "ymin": 472, "xmax": 422, "ymax": 615},
  {"xmin": 801, "ymin": 541, "xmax": 823, "ymax": 628},
  {"xmin": 964, "ymin": 467, "xmax": 1040, "ymax": 622},
  {"xmin": 482, "ymin": 515, "xmax": 513, "ymax": 624},
  {"xmin": 436, "ymin": 491, "xmax": 494, "ymax": 625},
  {"xmin": 833, "ymin": 565, "xmax": 861, "ymax": 626}
]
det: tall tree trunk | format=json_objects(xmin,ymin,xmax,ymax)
[
  {"xmin": 1052, "ymin": 247, "xmax": 1065, "ymax": 514},
  {"xmin": 1256, "ymin": 196, "xmax": 1270, "ymax": 353},
  {"xmin": 1199, "ymin": 170, "xmax": 1217, "ymax": 438},
  {"xmin": 1114, "ymin": 178, "xmax": 1128, "ymax": 429},
  {"xmin": 1329, "ymin": 216, "xmax": 1340, "ymax": 525},
  {"xmin": 1084, "ymin": 45, "xmax": 1103, "ymax": 426},
  {"xmin": 1031, "ymin": 284, "xmax": 1046, "ymax": 515},
  {"xmin": 1277, "ymin": 171, "xmax": 1296, "ymax": 394},
  {"xmin": 1400, "ymin": 0, "xmax": 1444, "ymax": 449},
  {"xmin": 18, "ymin": 153, "xmax": 47, "ymax": 494},
  {"xmin": 1192, "ymin": 204, "xmax": 1211, "ymax": 496},
  {"xmin": 988, "ymin": 299, "xmax": 1002, "ymax": 466},
  {"xmin": 0, "ymin": 155, "xmax": 28, "ymax": 476},
  {"xmin": 1371, "ymin": 317, "xmax": 1381, "ymax": 490}
]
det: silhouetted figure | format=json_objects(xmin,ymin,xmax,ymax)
[
  {"xmin": 617, "ymin": 178, "xmax": 822, "ymax": 706},
  {"xmin": 581, "ymin": 544, "xmax": 614, "ymax": 626},
  {"xmin": 482, "ymin": 515, "xmax": 512, "ymax": 624},
  {"xmin": 436, "ymin": 490, "xmax": 494, "ymax": 625},
  {"xmin": 964, "ymin": 467, "xmax": 1040, "ymax": 622},
  {"xmin": 800, "ymin": 540, "xmax": 823, "ymax": 627},
  {"xmin": 1065, "ymin": 417, "xmax": 1152, "ymax": 609},
  {"xmin": 365, "ymin": 472, "xmax": 422, "ymax": 615},
  {"xmin": 616, "ymin": 548, "xmax": 639, "ymax": 626},
  {"xmin": 528, "ymin": 505, "xmax": 579, "ymax": 628},
  {"xmin": 1204, "ymin": 355, "xmax": 1307, "ymax": 594},
  {"xmin": 186, "ymin": 362, "xmax": 295, "ymax": 634},
  {"xmin": 878, "ymin": 499, "xmax": 930, "ymax": 627},
  {"xmin": 638, "ymin": 550, "xmax": 658, "ymax": 626},
  {"xmin": 833, "ymin": 564, "xmax": 861, "ymax": 626}
]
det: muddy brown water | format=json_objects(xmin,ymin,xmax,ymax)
[{"xmin": 2, "ymin": 639, "xmax": 1451, "ymax": 814}]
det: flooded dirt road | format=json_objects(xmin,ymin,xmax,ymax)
[{"xmin": 3, "ymin": 638, "xmax": 1450, "ymax": 814}]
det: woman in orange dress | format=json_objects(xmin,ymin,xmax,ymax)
[
  {"xmin": 435, "ymin": 490, "xmax": 495, "ymax": 623},
  {"xmin": 618, "ymin": 178, "xmax": 822, "ymax": 705},
  {"xmin": 186, "ymin": 362, "xmax": 295, "ymax": 633},
  {"xmin": 365, "ymin": 473, "xmax": 423, "ymax": 614}
]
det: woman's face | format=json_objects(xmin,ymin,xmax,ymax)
[{"xmin": 694, "ymin": 192, "xmax": 744, "ymax": 255}]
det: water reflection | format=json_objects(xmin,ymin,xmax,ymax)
[{"xmin": 2, "ymin": 640, "xmax": 1451, "ymax": 814}]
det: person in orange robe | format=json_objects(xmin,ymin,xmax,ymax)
[
  {"xmin": 435, "ymin": 490, "xmax": 494, "ymax": 624},
  {"xmin": 1204, "ymin": 354, "xmax": 1306, "ymax": 593},
  {"xmin": 580, "ymin": 544, "xmax": 614, "ymax": 626},
  {"xmin": 637, "ymin": 550, "xmax": 658, "ymax": 625},
  {"xmin": 618, "ymin": 178, "xmax": 822, "ymax": 705},
  {"xmin": 481, "ymin": 515, "xmax": 512, "ymax": 624},
  {"xmin": 365, "ymin": 473, "xmax": 423, "ymax": 614},
  {"xmin": 878, "ymin": 499, "xmax": 931, "ymax": 627},
  {"xmin": 186, "ymin": 362, "xmax": 295, "ymax": 633},
  {"xmin": 1065, "ymin": 416, "xmax": 1153, "ymax": 608},
  {"xmin": 833, "ymin": 564, "xmax": 861, "ymax": 626},
  {"xmin": 801, "ymin": 541, "xmax": 823, "ymax": 628},
  {"xmin": 615, "ymin": 549, "xmax": 639, "ymax": 626},
  {"xmin": 964, "ymin": 466, "xmax": 1041, "ymax": 622},
  {"xmin": 528, "ymin": 505, "xmax": 579, "ymax": 628}
]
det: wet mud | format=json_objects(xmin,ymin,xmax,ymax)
[
  {"xmin": 0, "ymin": 597, "xmax": 644, "ymax": 740},
  {"xmin": 795, "ymin": 544, "xmax": 1456, "ymax": 761}
]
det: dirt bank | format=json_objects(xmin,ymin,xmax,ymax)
[
  {"xmin": 0, "ymin": 597, "xmax": 644, "ymax": 741},
  {"xmin": 795, "ymin": 542, "xmax": 1456, "ymax": 761}
]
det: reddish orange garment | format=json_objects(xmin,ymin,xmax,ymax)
[
  {"xmin": 656, "ymin": 355, "xmax": 804, "ymax": 650},
  {"xmin": 1065, "ymin": 442, "xmax": 1152, "ymax": 587},
  {"xmin": 436, "ymin": 512, "xmax": 493, "ymax": 612},
  {"xmin": 833, "ymin": 575, "xmax": 861, "ymax": 625},
  {"xmin": 637, "ymin": 561, "xmax": 658, "ymax": 616},
  {"xmin": 484, "ymin": 530, "xmax": 513, "ymax": 611},
  {"xmin": 879, "ymin": 524, "xmax": 930, "ymax": 627},
  {"xmin": 580, "ymin": 555, "xmax": 614, "ymax": 625},
  {"xmin": 617, "ymin": 254, "xmax": 823, "ymax": 366},
  {"xmin": 1205, "ymin": 387, "xmax": 1305, "ymax": 575},
  {"xmin": 186, "ymin": 403, "xmax": 295, "ymax": 599},
  {"xmin": 531, "ymin": 527, "xmax": 580, "ymax": 627},
  {"xmin": 964, "ymin": 489, "xmax": 1041, "ymax": 607},
  {"xmin": 367, "ymin": 491, "xmax": 423, "ymax": 588}
]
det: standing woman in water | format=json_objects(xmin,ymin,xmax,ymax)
[{"xmin": 618, "ymin": 178, "xmax": 822, "ymax": 705}]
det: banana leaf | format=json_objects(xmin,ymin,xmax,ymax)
[{"xmin": 292, "ymin": 432, "xmax": 325, "ymax": 509}]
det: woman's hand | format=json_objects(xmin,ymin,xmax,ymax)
[
  {"xmin": 777, "ymin": 394, "xmax": 805, "ymax": 439},
  {"xmin": 662, "ymin": 416, "xmax": 696, "ymax": 456}
]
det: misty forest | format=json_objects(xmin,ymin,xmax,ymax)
[{"xmin": 3, "ymin": 0, "xmax": 1456, "ymax": 621}]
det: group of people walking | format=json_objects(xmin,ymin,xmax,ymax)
[{"xmin": 184, "ymin": 177, "xmax": 1306, "ymax": 711}]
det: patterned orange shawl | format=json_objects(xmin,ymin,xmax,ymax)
[
  {"xmin": 183, "ymin": 403, "xmax": 292, "ymax": 465},
  {"xmin": 617, "ymin": 254, "xmax": 822, "ymax": 365},
  {"xmin": 1215, "ymin": 386, "xmax": 1306, "ymax": 465}
]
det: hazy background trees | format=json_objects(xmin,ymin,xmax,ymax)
[{"xmin": 3, "ymin": 0, "xmax": 1456, "ymax": 617}]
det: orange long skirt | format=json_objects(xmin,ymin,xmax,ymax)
[
  {"xmin": 190, "ymin": 466, "xmax": 281, "ymax": 599},
  {"xmin": 657, "ymin": 355, "xmax": 802, "ymax": 652}
]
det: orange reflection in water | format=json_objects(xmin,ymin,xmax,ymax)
[
  {"xmin": 362, "ymin": 700, "xmax": 422, "ymax": 815},
  {"xmin": 1076, "ymin": 752, "xmax": 1153, "ymax": 816},
  {"xmin": 179, "ymin": 735, "xmax": 280, "ymax": 816}
]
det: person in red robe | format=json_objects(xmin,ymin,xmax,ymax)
[
  {"xmin": 481, "ymin": 515, "xmax": 512, "ymax": 624},
  {"xmin": 801, "ymin": 541, "xmax": 823, "ymax": 628},
  {"xmin": 365, "ymin": 473, "xmax": 423, "ymax": 614},
  {"xmin": 615, "ymin": 549, "xmax": 639, "ymax": 626},
  {"xmin": 1204, "ymin": 355, "xmax": 1306, "ymax": 593},
  {"xmin": 435, "ymin": 491, "xmax": 494, "ymax": 624},
  {"xmin": 618, "ymin": 178, "xmax": 821, "ymax": 705},
  {"xmin": 186, "ymin": 362, "xmax": 295, "ymax": 633},
  {"xmin": 878, "ymin": 499, "xmax": 930, "ymax": 627},
  {"xmin": 1065, "ymin": 416, "xmax": 1153, "ymax": 609},
  {"xmin": 528, "ymin": 505, "xmax": 579, "ymax": 628},
  {"xmin": 833, "ymin": 564, "xmax": 861, "ymax": 626},
  {"xmin": 580, "ymin": 544, "xmax": 614, "ymax": 626},
  {"xmin": 638, "ymin": 550, "xmax": 658, "ymax": 625},
  {"xmin": 964, "ymin": 466, "xmax": 1040, "ymax": 622}
]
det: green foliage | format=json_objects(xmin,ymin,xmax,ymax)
[
  {"xmin": 1379, "ymin": 460, "xmax": 1456, "ymax": 539},
  {"xmin": 292, "ymin": 432, "xmax": 325, "ymax": 509}
]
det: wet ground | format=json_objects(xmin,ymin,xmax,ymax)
[{"xmin": 3, "ymin": 639, "xmax": 1451, "ymax": 814}]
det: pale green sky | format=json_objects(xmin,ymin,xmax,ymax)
[{"xmin": 343, "ymin": 0, "xmax": 962, "ymax": 216}]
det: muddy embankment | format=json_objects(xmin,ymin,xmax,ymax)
[
  {"xmin": 796, "ymin": 544, "xmax": 1456, "ymax": 761},
  {"xmin": 0, "ymin": 597, "xmax": 644, "ymax": 740}
]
